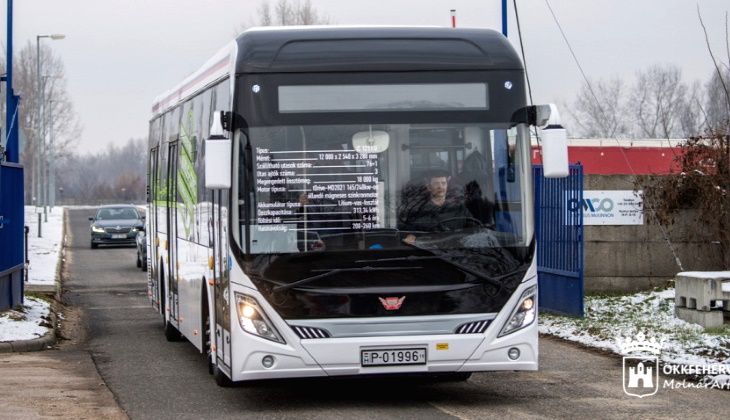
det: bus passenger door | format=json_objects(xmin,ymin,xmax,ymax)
[
  {"xmin": 166, "ymin": 142, "xmax": 180, "ymax": 324},
  {"xmin": 211, "ymin": 189, "xmax": 231, "ymax": 369},
  {"xmin": 148, "ymin": 147, "xmax": 160, "ymax": 310}
]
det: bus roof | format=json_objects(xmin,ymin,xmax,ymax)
[
  {"xmin": 151, "ymin": 26, "xmax": 523, "ymax": 116},
  {"xmin": 235, "ymin": 26, "xmax": 522, "ymax": 73}
]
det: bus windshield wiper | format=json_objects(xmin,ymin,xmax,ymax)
[
  {"xmin": 355, "ymin": 255, "xmax": 507, "ymax": 289},
  {"xmin": 274, "ymin": 266, "xmax": 422, "ymax": 292}
]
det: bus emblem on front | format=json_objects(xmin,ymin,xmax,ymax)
[{"xmin": 379, "ymin": 296, "xmax": 406, "ymax": 311}]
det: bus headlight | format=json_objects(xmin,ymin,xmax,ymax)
[
  {"xmin": 234, "ymin": 293, "xmax": 285, "ymax": 344},
  {"xmin": 498, "ymin": 285, "xmax": 537, "ymax": 337}
]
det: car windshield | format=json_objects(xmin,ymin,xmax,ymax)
[
  {"xmin": 238, "ymin": 122, "xmax": 530, "ymax": 254},
  {"xmin": 96, "ymin": 207, "xmax": 139, "ymax": 220}
]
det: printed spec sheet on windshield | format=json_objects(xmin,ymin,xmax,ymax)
[{"xmin": 254, "ymin": 146, "xmax": 381, "ymax": 238}]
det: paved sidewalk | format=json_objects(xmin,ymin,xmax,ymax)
[{"xmin": 0, "ymin": 350, "xmax": 127, "ymax": 419}]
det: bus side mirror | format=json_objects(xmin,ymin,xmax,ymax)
[
  {"xmin": 205, "ymin": 111, "xmax": 232, "ymax": 189},
  {"xmin": 537, "ymin": 104, "xmax": 569, "ymax": 178}
]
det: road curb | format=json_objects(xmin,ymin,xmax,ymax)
[
  {"xmin": 0, "ymin": 209, "xmax": 66, "ymax": 354},
  {"xmin": 0, "ymin": 310, "xmax": 57, "ymax": 353}
]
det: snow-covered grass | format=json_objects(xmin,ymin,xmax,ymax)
[
  {"xmin": 25, "ymin": 206, "xmax": 64, "ymax": 286},
  {"xmin": 0, "ymin": 296, "xmax": 52, "ymax": 342},
  {"xmin": 539, "ymin": 288, "xmax": 730, "ymax": 386}
]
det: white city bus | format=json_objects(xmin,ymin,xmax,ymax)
[{"xmin": 146, "ymin": 27, "xmax": 568, "ymax": 386}]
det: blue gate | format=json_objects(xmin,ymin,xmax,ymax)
[
  {"xmin": 0, "ymin": 162, "xmax": 25, "ymax": 310},
  {"xmin": 533, "ymin": 164, "xmax": 584, "ymax": 317}
]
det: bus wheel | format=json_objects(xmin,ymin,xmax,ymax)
[
  {"xmin": 164, "ymin": 319, "xmax": 183, "ymax": 342},
  {"xmin": 202, "ymin": 285, "xmax": 213, "ymax": 375},
  {"xmin": 213, "ymin": 363, "xmax": 234, "ymax": 387}
]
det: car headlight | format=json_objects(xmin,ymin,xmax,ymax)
[
  {"xmin": 498, "ymin": 285, "xmax": 537, "ymax": 337},
  {"xmin": 235, "ymin": 293, "xmax": 285, "ymax": 344},
  {"xmin": 91, "ymin": 225, "xmax": 105, "ymax": 233}
]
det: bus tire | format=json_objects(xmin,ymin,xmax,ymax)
[
  {"xmin": 164, "ymin": 319, "xmax": 183, "ymax": 342},
  {"xmin": 202, "ymin": 282, "xmax": 213, "ymax": 375},
  {"xmin": 213, "ymin": 363, "xmax": 234, "ymax": 387}
]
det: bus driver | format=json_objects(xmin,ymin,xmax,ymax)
[{"xmin": 398, "ymin": 170, "xmax": 473, "ymax": 245}]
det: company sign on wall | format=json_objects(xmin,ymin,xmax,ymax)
[{"xmin": 580, "ymin": 190, "xmax": 644, "ymax": 225}]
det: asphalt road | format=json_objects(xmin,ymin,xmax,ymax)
[{"xmin": 64, "ymin": 208, "xmax": 729, "ymax": 419}]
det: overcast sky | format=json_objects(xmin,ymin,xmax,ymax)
[{"xmin": 4, "ymin": 0, "xmax": 730, "ymax": 153}]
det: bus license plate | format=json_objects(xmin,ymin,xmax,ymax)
[
  {"xmin": 361, "ymin": 348, "xmax": 426, "ymax": 367},
  {"xmin": 112, "ymin": 234, "xmax": 126, "ymax": 239}
]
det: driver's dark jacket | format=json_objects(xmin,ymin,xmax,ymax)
[{"xmin": 398, "ymin": 197, "xmax": 472, "ymax": 232}]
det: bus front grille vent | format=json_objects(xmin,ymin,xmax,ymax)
[
  {"xmin": 292, "ymin": 326, "xmax": 331, "ymax": 339},
  {"xmin": 455, "ymin": 320, "xmax": 490, "ymax": 334}
]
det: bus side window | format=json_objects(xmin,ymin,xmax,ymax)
[{"xmin": 198, "ymin": 88, "xmax": 213, "ymax": 247}]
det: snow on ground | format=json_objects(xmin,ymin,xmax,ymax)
[
  {"xmin": 539, "ymin": 288, "xmax": 730, "ymax": 386},
  {"xmin": 25, "ymin": 206, "xmax": 64, "ymax": 286},
  {"xmin": 0, "ymin": 296, "xmax": 52, "ymax": 342},
  {"xmin": 677, "ymin": 271, "xmax": 730, "ymax": 279}
]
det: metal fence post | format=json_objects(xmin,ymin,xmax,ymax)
[{"xmin": 24, "ymin": 225, "xmax": 29, "ymax": 280}]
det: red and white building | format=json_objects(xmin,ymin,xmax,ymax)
[{"xmin": 532, "ymin": 138, "xmax": 684, "ymax": 175}]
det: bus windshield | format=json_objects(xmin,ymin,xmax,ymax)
[{"xmin": 240, "ymin": 122, "xmax": 530, "ymax": 254}]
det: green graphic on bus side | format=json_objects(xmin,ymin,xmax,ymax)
[{"xmin": 178, "ymin": 108, "xmax": 198, "ymax": 240}]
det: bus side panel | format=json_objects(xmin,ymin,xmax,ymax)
[{"xmin": 176, "ymin": 238, "xmax": 208, "ymax": 351}]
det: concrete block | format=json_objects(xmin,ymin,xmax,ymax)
[
  {"xmin": 675, "ymin": 307, "xmax": 725, "ymax": 329},
  {"xmin": 675, "ymin": 272, "xmax": 730, "ymax": 311}
]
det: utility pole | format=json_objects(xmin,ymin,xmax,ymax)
[{"xmin": 35, "ymin": 34, "xmax": 64, "ymax": 220}]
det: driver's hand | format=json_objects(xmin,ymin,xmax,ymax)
[{"xmin": 403, "ymin": 234, "xmax": 416, "ymax": 245}]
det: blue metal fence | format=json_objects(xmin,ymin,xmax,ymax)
[
  {"xmin": 533, "ymin": 164, "xmax": 584, "ymax": 317},
  {"xmin": 0, "ymin": 162, "xmax": 25, "ymax": 310}
]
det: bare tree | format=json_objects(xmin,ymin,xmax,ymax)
[
  {"xmin": 569, "ymin": 77, "xmax": 629, "ymax": 138},
  {"xmin": 677, "ymin": 80, "xmax": 707, "ymax": 138},
  {"xmin": 704, "ymin": 68, "xmax": 730, "ymax": 132},
  {"xmin": 260, "ymin": 0, "xmax": 329, "ymax": 26},
  {"xmin": 11, "ymin": 41, "xmax": 82, "ymax": 202},
  {"xmin": 630, "ymin": 64, "xmax": 688, "ymax": 139},
  {"xmin": 698, "ymin": 5, "xmax": 730, "ymax": 133},
  {"xmin": 258, "ymin": 1, "xmax": 273, "ymax": 26},
  {"xmin": 56, "ymin": 138, "xmax": 147, "ymax": 204}
]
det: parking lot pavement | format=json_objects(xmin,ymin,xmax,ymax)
[{"xmin": 0, "ymin": 351, "xmax": 126, "ymax": 420}]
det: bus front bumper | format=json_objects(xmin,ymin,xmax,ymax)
[{"xmin": 228, "ymin": 315, "xmax": 538, "ymax": 382}]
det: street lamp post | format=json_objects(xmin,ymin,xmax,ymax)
[
  {"xmin": 48, "ymin": 98, "xmax": 56, "ymax": 210},
  {"xmin": 36, "ymin": 33, "xmax": 64, "ymax": 221},
  {"xmin": 42, "ymin": 76, "xmax": 58, "ymax": 213},
  {"xmin": 40, "ymin": 74, "xmax": 53, "ymax": 220}
]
